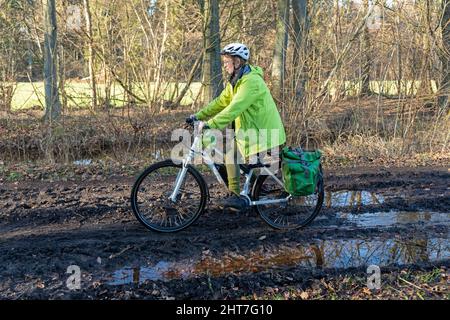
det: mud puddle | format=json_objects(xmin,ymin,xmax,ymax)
[
  {"xmin": 325, "ymin": 190, "xmax": 385, "ymax": 208},
  {"xmin": 338, "ymin": 211, "xmax": 450, "ymax": 228},
  {"xmin": 107, "ymin": 237, "xmax": 449, "ymax": 285}
]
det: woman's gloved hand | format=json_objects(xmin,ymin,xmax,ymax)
[{"xmin": 185, "ymin": 114, "xmax": 197, "ymax": 125}]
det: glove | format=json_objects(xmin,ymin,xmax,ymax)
[{"xmin": 185, "ymin": 114, "xmax": 197, "ymax": 124}]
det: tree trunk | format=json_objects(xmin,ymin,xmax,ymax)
[
  {"xmin": 417, "ymin": 0, "xmax": 434, "ymax": 96},
  {"xmin": 396, "ymin": 7, "xmax": 403, "ymax": 97},
  {"xmin": 438, "ymin": 0, "xmax": 450, "ymax": 109},
  {"xmin": 83, "ymin": 0, "xmax": 97, "ymax": 110},
  {"xmin": 155, "ymin": 0, "xmax": 169, "ymax": 110},
  {"xmin": 360, "ymin": 0, "xmax": 371, "ymax": 95},
  {"xmin": 58, "ymin": 40, "xmax": 67, "ymax": 112},
  {"xmin": 271, "ymin": 0, "xmax": 290, "ymax": 101},
  {"xmin": 43, "ymin": 0, "xmax": 61, "ymax": 121},
  {"xmin": 26, "ymin": 38, "xmax": 33, "ymax": 77},
  {"xmin": 202, "ymin": 0, "xmax": 223, "ymax": 103},
  {"xmin": 292, "ymin": 0, "xmax": 308, "ymax": 101},
  {"xmin": 59, "ymin": 0, "xmax": 68, "ymax": 112}
]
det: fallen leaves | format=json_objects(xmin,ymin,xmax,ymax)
[{"xmin": 300, "ymin": 291, "xmax": 309, "ymax": 300}]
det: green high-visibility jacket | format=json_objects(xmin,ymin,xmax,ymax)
[{"xmin": 195, "ymin": 65, "xmax": 286, "ymax": 157}]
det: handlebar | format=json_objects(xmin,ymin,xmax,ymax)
[
  {"xmin": 184, "ymin": 120, "xmax": 197, "ymax": 130},
  {"xmin": 184, "ymin": 120, "xmax": 209, "ymax": 132}
]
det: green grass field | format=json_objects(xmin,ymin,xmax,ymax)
[
  {"xmin": 9, "ymin": 81, "xmax": 203, "ymax": 110},
  {"xmin": 327, "ymin": 80, "xmax": 438, "ymax": 97},
  {"xmin": 7, "ymin": 80, "xmax": 437, "ymax": 110}
]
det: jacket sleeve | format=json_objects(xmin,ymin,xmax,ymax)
[
  {"xmin": 195, "ymin": 85, "xmax": 231, "ymax": 121},
  {"xmin": 206, "ymin": 77, "xmax": 259, "ymax": 130}
]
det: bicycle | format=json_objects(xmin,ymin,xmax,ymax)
[{"xmin": 130, "ymin": 121, "xmax": 324, "ymax": 233}]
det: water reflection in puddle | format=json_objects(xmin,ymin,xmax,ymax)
[
  {"xmin": 108, "ymin": 237, "xmax": 449, "ymax": 285},
  {"xmin": 109, "ymin": 261, "xmax": 191, "ymax": 285},
  {"xmin": 339, "ymin": 211, "xmax": 450, "ymax": 227},
  {"xmin": 326, "ymin": 190, "xmax": 384, "ymax": 208}
]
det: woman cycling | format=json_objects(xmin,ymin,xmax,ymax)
[{"xmin": 187, "ymin": 42, "xmax": 286, "ymax": 211}]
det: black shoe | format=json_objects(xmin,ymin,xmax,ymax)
[{"xmin": 218, "ymin": 193, "xmax": 249, "ymax": 212}]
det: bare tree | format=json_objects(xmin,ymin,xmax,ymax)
[
  {"xmin": 292, "ymin": 0, "xmax": 309, "ymax": 101},
  {"xmin": 83, "ymin": 0, "xmax": 97, "ymax": 109},
  {"xmin": 395, "ymin": 2, "xmax": 403, "ymax": 98},
  {"xmin": 43, "ymin": 0, "xmax": 61, "ymax": 121},
  {"xmin": 438, "ymin": 0, "xmax": 449, "ymax": 109},
  {"xmin": 271, "ymin": 0, "xmax": 290, "ymax": 101},
  {"xmin": 410, "ymin": 0, "xmax": 434, "ymax": 97},
  {"xmin": 202, "ymin": 0, "xmax": 223, "ymax": 102},
  {"xmin": 172, "ymin": 53, "xmax": 203, "ymax": 107},
  {"xmin": 360, "ymin": 0, "xmax": 371, "ymax": 95},
  {"xmin": 315, "ymin": 4, "xmax": 375, "ymax": 101},
  {"xmin": 0, "ymin": 2, "xmax": 23, "ymax": 112},
  {"xmin": 58, "ymin": 0, "xmax": 68, "ymax": 112}
]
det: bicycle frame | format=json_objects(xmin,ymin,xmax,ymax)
[{"xmin": 169, "ymin": 122, "xmax": 290, "ymax": 206}]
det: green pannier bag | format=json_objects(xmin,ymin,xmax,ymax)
[{"xmin": 281, "ymin": 146, "xmax": 322, "ymax": 196}]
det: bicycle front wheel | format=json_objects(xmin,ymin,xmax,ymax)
[
  {"xmin": 252, "ymin": 167, "xmax": 324, "ymax": 230},
  {"xmin": 131, "ymin": 159, "xmax": 207, "ymax": 233}
]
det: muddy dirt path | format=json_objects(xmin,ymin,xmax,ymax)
[{"xmin": 0, "ymin": 166, "xmax": 448, "ymax": 299}]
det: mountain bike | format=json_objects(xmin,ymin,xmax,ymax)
[{"xmin": 130, "ymin": 121, "xmax": 324, "ymax": 232}]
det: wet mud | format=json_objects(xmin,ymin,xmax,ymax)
[{"xmin": 0, "ymin": 165, "xmax": 448, "ymax": 299}]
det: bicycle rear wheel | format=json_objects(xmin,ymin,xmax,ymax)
[
  {"xmin": 252, "ymin": 167, "xmax": 324, "ymax": 230},
  {"xmin": 130, "ymin": 159, "xmax": 207, "ymax": 232}
]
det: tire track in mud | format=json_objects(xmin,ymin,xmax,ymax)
[{"xmin": 0, "ymin": 166, "xmax": 448, "ymax": 298}]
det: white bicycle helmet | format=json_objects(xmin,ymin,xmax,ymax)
[{"xmin": 221, "ymin": 43, "xmax": 250, "ymax": 61}]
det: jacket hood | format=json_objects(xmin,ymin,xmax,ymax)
[{"xmin": 249, "ymin": 65, "xmax": 263, "ymax": 78}]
